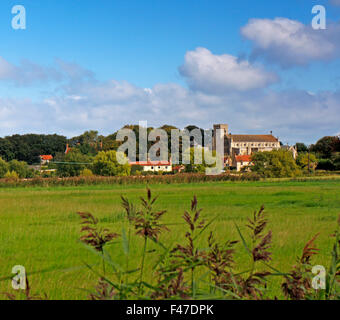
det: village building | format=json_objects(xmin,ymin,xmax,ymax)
[
  {"xmin": 129, "ymin": 161, "xmax": 172, "ymax": 173},
  {"xmin": 234, "ymin": 155, "xmax": 252, "ymax": 172},
  {"xmin": 281, "ymin": 145, "xmax": 298, "ymax": 159},
  {"xmin": 40, "ymin": 155, "xmax": 53, "ymax": 165},
  {"xmin": 212, "ymin": 124, "xmax": 281, "ymax": 167}
]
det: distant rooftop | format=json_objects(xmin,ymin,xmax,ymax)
[
  {"xmin": 230, "ymin": 135, "xmax": 279, "ymax": 143},
  {"xmin": 235, "ymin": 155, "xmax": 252, "ymax": 162}
]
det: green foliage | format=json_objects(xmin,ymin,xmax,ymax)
[
  {"xmin": 251, "ymin": 149, "xmax": 302, "ymax": 178},
  {"xmin": 8, "ymin": 160, "xmax": 31, "ymax": 178},
  {"xmin": 184, "ymin": 148, "xmax": 221, "ymax": 173},
  {"xmin": 1, "ymin": 180, "xmax": 340, "ymax": 299},
  {"xmin": 0, "ymin": 157, "xmax": 9, "ymax": 178},
  {"xmin": 93, "ymin": 150, "xmax": 131, "ymax": 176},
  {"xmin": 0, "ymin": 134, "xmax": 67, "ymax": 164},
  {"xmin": 4, "ymin": 170, "xmax": 19, "ymax": 180},
  {"xmin": 311, "ymin": 136, "xmax": 340, "ymax": 159},
  {"xmin": 80, "ymin": 168, "xmax": 94, "ymax": 177},
  {"xmin": 56, "ymin": 150, "xmax": 91, "ymax": 177},
  {"xmin": 333, "ymin": 155, "xmax": 340, "ymax": 171},
  {"xmin": 317, "ymin": 159, "xmax": 336, "ymax": 171},
  {"xmin": 71, "ymin": 190, "xmax": 338, "ymax": 300},
  {"xmin": 295, "ymin": 142, "xmax": 308, "ymax": 153},
  {"xmin": 296, "ymin": 152, "xmax": 318, "ymax": 171}
]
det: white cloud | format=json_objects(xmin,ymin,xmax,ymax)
[
  {"xmin": 0, "ymin": 77, "xmax": 339, "ymax": 144},
  {"xmin": 179, "ymin": 47, "xmax": 278, "ymax": 93},
  {"xmin": 241, "ymin": 18, "xmax": 340, "ymax": 67},
  {"xmin": 0, "ymin": 57, "xmax": 92, "ymax": 86},
  {"xmin": 0, "ymin": 50, "xmax": 339, "ymax": 144}
]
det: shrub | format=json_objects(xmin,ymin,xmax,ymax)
[
  {"xmin": 0, "ymin": 157, "xmax": 9, "ymax": 178},
  {"xmin": 93, "ymin": 151, "xmax": 131, "ymax": 177},
  {"xmin": 4, "ymin": 170, "xmax": 19, "ymax": 180},
  {"xmin": 296, "ymin": 153, "xmax": 318, "ymax": 172},
  {"xmin": 56, "ymin": 150, "xmax": 91, "ymax": 177},
  {"xmin": 8, "ymin": 159, "xmax": 31, "ymax": 178},
  {"xmin": 316, "ymin": 159, "xmax": 335, "ymax": 171},
  {"xmin": 252, "ymin": 150, "xmax": 302, "ymax": 178},
  {"xmin": 80, "ymin": 168, "xmax": 94, "ymax": 177}
]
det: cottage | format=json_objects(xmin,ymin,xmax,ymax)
[
  {"xmin": 129, "ymin": 161, "xmax": 172, "ymax": 173},
  {"xmin": 40, "ymin": 155, "xmax": 53, "ymax": 165},
  {"xmin": 234, "ymin": 155, "xmax": 252, "ymax": 172}
]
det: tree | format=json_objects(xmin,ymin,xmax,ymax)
[
  {"xmin": 93, "ymin": 150, "xmax": 130, "ymax": 176},
  {"xmin": 184, "ymin": 148, "xmax": 222, "ymax": 173},
  {"xmin": 0, "ymin": 139, "xmax": 15, "ymax": 161},
  {"xmin": 316, "ymin": 159, "xmax": 335, "ymax": 171},
  {"xmin": 296, "ymin": 153, "xmax": 318, "ymax": 171},
  {"xmin": 295, "ymin": 143, "xmax": 308, "ymax": 153},
  {"xmin": 8, "ymin": 159, "xmax": 31, "ymax": 178},
  {"xmin": 251, "ymin": 150, "xmax": 301, "ymax": 178},
  {"xmin": 0, "ymin": 157, "xmax": 9, "ymax": 178},
  {"xmin": 0, "ymin": 134, "xmax": 67, "ymax": 164},
  {"xmin": 310, "ymin": 136, "xmax": 340, "ymax": 159},
  {"xmin": 56, "ymin": 150, "xmax": 91, "ymax": 177},
  {"xmin": 333, "ymin": 155, "xmax": 340, "ymax": 170}
]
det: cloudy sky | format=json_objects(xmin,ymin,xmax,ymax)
[{"xmin": 0, "ymin": 0, "xmax": 340, "ymax": 144}]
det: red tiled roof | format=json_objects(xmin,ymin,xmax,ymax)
[
  {"xmin": 231, "ymin": 135, "xmax": 279, "ymax": 143},
  {"xmin": 235, "ymin": 155, "xmax": 252, "ymax": 162},
  {"xmin": 40, "ymin": 155, "xmax": 53, "ymax": 160},
  {"xmin": 129, "ymin": 161, "xmax": 171, "ymax": 167}
]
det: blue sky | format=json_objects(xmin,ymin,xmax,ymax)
[{"xmin": 0, "ymin": 0, "xmax": 340, "ymax": 143}]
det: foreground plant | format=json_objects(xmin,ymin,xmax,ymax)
[
  {"xmin": 133, "ymin": 188, "xmax": 169, "ymax": 296},
  {"xmin": 281, "ymin": 234, "xmax": 319, "ymax": 300},
  {"xmin": 1, "ymin": 277, "xmax": 47, "ymax": 300},
  {"xmin": 72, "ymin": 188, "xmax": 339, "ymax": 300},
  {"xmin": 77, "ymin": 211, "xmax": 119, "ymax": 274}
]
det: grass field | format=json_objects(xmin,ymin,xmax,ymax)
[{"xmin": 0, "ymin": 178, "xmax": 340, "ymax": 299}]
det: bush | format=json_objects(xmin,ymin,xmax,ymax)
[
  {"xmin": 93, "ymin": 151, "xmax": 131, "ymax": 176},
  {"xmin": 316, "ymin": 159, "xmax": 335, "ymax": 171},
  {"xmin": 56, "ymin": 150, "xmax": 91, "ymax": 177},
  {"xmin": 8, "ymin": 159, "xmax": 31, "ymax": 178},
  {"xmin": 80, "ymin": 168, "xmax": 94, "ymax": 177},
  {"xmin": 4, "ymin": 170, "xmax": 19, "ymax": 180},
  {"xmin": 0, "ymin": 157, "xmax": 9, "ymax": 178},
  {"xmin": 251, "ymin": 150, "xmax": 302, "ymax": 178}
]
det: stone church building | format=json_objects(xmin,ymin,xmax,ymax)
[{"xmin": 212, "ymin": 124, "xmax": 281, "ymax": 168}]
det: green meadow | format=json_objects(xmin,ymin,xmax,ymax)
[{"xmin": 0, "ymin": 178, "xmax": 340, "ymax": 299}]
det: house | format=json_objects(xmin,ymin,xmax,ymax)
[
  {"xmin": 173, "ymin": 165, "xmax": 185, "ymax": 173},
  {"xmin": 281, "ymin": 145, "xmax": 298, "ymax": 159},
  {"xmin": 129, "ymin": 161, "xmax": 172, "ymax": 173},
  {"xmin": 234, "ymin": 155, "xmax": 252, "ymax": 172},
  {"xmin": 40, "ymin": 155, "xmax": 53, "ymax": 165},
  {"xmin": 65, "ymin": 144, "xmax": 72, "ymax": 154}
]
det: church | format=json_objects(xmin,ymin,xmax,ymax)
[{"xmin": 212, "ymin": 124, "xmax": 281, "ymax": 169}]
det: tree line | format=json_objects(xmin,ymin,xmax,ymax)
[{"xmin": 0, "ymin": 127, "xmax": 339, "ymax": 179}]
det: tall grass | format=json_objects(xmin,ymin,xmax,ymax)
[
  {"xmin": 1, "ymin": 184, "xmax": 339, "ymax": 300},
  {"xmin": 0, "ymin": 173, "xmax": 261, "ymax": 188}
]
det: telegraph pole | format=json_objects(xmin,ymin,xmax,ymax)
[{"xmin": 307, "ymin": 145, "xmax": 311, "ymax": 175}]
